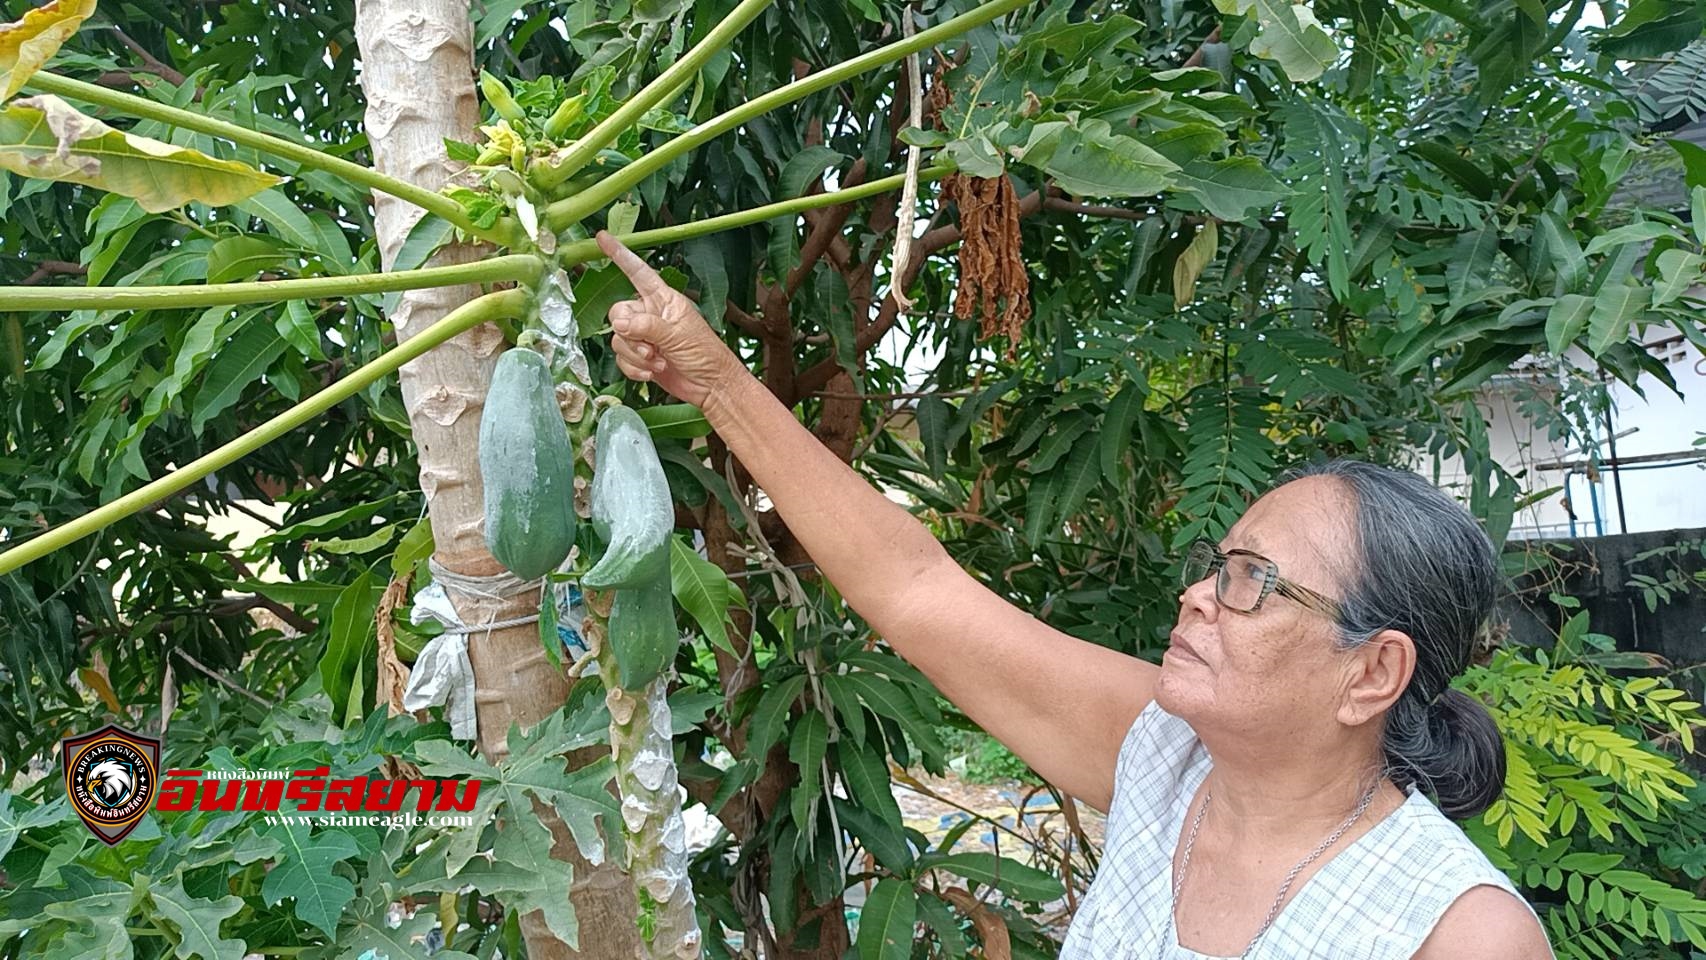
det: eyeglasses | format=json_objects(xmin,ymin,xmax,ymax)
[{"xmin": 1181, "ymin": 539, "xmax": 1344, "ymax": 622}]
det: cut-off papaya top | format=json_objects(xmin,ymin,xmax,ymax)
[{"xmin": 1058, "ymin": 700, "xmax": 1550, "ymax": 959}]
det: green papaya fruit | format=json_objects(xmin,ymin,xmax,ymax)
[
  {"xmin": 479, "ymin": 347, "xmax": 577, "ymax": 579},
  {"xmin": 606, "ymin": 567, "xmax": 678, "ymax": 689},
  {"xmin": 581, "ymin": 405, "xmax": 672, "ymax": 590}
]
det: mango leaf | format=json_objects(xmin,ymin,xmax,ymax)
[
  {"xmin": 0, "ymin": 0, "xmax": 97, "ymax": 101},
  {"xmin": 683, "ymin": 234, "xmax": 727, "ymax": 331},
  {"xmin": 1445, "ymin": 225, "xmax": 1498, "ymax": 309},
  {"xmin": 670, "ymin": 535, "xmax": 739, "ymax": 654},
  {"xmin": 1535, "ymin": 210, "xmax": 1587, "ymax": 295},
  {"xmin": 277, "ymin": 299, "xmax": 325, "ymax": 360},
  {"xmin": 1041, "ymin": 120, "xmax": 1178, "ymax": 199},
  {"xmin": 190, "ymin": 319, "xmax": 289, "ymax": 433},
  {"xmin": 1172, "ymin": 219, "xmax": 1219, "ymax": 308},
  {"xmin": 915, "ymin": 393, "xmax": 950, "ymax": 480},
  {"xmin": 856, "ymin": 877, "xmax": 917, "ymax": 960},
  {"xmin": 206, "ymin": 235, "xmax": 288, "ymax": 284},
  {"xmin": 637, "ymin": 402, "xmax": 710, "ymax": 439},
  {"xmin": 0, "ymin": 95, "xmax": 279, "ymax": 211},
  {"xmin": 1172, "ymin": 156, "xmax": 1290, "ymax": 220},
  {"xmin": 917, "ymin": 891, "xmax": 967, "ymax": 958},
  {"xmin": 1545, "ymin": 294, "xmax": 1592, "ymax": 354},
  {"xmin": 1213, "ymin": 0, "xmax": 1339, "ymax": 82},
  {"xmin": 1100, "ymin": 382, "xmax": 1142, "ymax": 480},
  {"xmin": 258, "ymin": 823, "xmax": 360, "ymax": 937},
  {"xmin": 1652, "ymin": 249, "xmax": 1704, "ymax": 306},
  {"xmin": 779, "ymin": 144, "xmax": 844, "ymax": 199},
  {"xmin": 833, "ymin": 796, "xmax": 913, "ymax": 872},
  {"xmin": 1582, "ymin": 221, "xmax": 1672, "ymax": 257},
  {"xmin": 790, "ymin": 711, "xmax": 828, "ymax": 781},
  {"xmin": 837, "ymin": 740, "xmax": 901, "ymax": 823},
  {"xmin": 838, "ymin": 671, "xmax": 946, "ymax": 758},
  {"xmin": 1053, "ymin": 434, "xmax": 1104, "ymax": 520},
  {"xmin": 744, "ymin": 673, "xmax": 807, "ymax": 760},
  {"xmin": 235, "ymin": 189, "xmax": 321, "ymax": 251},
  {"xmin": 150, "ymin": 875, "xmax": 247, "ymax": 960},
  {"xmin": 1587, "ymin": 283, "xmax": 1645, "ymax": 355},
  {"xmin": 318, "ymin": 567, "xmax": 377, "ymax": 721},
  {"xmin": 610, "ymin": 199, "xmax": 641, "ymax": 237},
  {"xmin": 921, "ymin": 851, "xmax": 1065, "ymax": 901}
]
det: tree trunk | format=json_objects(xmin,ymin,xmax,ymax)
[{"xmin": 352, "ymin": 2, "xmax": 640, "ymax": 955}]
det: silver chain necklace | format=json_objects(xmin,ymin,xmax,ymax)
[{"xmin": 1169, "ymin": 780, "xmax": 1379, "ymax": 958}]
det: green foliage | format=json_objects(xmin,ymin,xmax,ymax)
[{"xmin": 1457, "ymin": 605, "xmax": 1706, "ymax": 958}]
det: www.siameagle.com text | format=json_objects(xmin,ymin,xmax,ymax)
[{"xmin": 260, "ymin": 812, "xmax": 477, "ymax": 830}]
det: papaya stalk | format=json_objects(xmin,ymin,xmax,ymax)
[
  {"xmin": 531, "ymin": 0, "xmax": 776, "ymax": 190},
  {"xmin": 0, "ymin": 255, "xmax": 542, "ymax": 311},
  {"xmin": 22, "ymin": 71, "xmax": 517, "ymax": 245},
  {"xmin": 0, "ymin": 288, "xmax": 530, "ymax": 575},
  {"xmin": 545, "ymin": 0, "xmax": 1027, "ymax": 229},
  {"xmin": 0, "ymin": 168, "xmax": 942, "ymax": 577}
]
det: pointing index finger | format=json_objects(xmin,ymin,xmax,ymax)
[{"xmin": 596, "ymin": 230, "xmax": 670, "ymax": 297}]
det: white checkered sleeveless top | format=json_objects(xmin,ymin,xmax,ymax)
[{"xmin": 1059, "ymin": 700, "xmax": 1544, "ymax": 959}]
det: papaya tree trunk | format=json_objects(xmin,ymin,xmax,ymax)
[{"xmin": 352, "ymin": 2, "xmax": 640, "ymax": 955}]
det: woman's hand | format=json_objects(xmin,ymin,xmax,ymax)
[{"xmin": 595, "ymin": 230, "xmax": 742, "ymax": 409}]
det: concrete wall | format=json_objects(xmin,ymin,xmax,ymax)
[{"xmin": 1500, "ymin": 526, "xmax": 1706, "ymax": 672}]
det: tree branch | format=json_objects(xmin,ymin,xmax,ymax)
[
  {"xmin": 110, "ymin": 26, "xmax": 190, "ymax": 87},
  {"xmin": 723, "ymin": 300, "xmax": 767, "ymax": 337},
  {"xmin": 1181, "ymin": 25, "xmax": 1222, "ymax": 68},
  {"xmin": 1044, "ymin": 195, "xmax": 1148, "ymax": 221},
  {"xmin": 20, "ymin": 260, "xmax": 87, "ymax": 285}
]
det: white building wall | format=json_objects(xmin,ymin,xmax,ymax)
[{"xmin": 1431, "ymin": 335, "xmax": 1706, "ymax": 539}]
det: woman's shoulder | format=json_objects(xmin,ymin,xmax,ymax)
[{"xmin": 1383, "ymin": 790, "xmax": 1518, "ymax": 885}]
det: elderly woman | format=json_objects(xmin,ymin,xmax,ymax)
[{"xmin": 593, "ymin": 232, "xmax": 1555, "ymax": 959}]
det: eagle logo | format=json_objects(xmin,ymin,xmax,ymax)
[
  {"xmin": 86, "ymin": 759, "xmax": 136, "ymax": 807},
  {"xmin": 61, "ymin": 724, "xmax": 161, "ymax": 845}
]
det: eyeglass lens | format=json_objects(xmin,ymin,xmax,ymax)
[{"xmin": 1182, "ymin": 542, "xmax": 1272, "ymax": 612}]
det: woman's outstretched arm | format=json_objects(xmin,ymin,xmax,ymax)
[{"xmin": 595, "ymin": 231, "xmax": 1156, "ymax": 811}]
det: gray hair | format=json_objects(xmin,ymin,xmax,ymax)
[{"xmin": 1277, "ymin": 458, "xmax": 1506, "ymax": 820}]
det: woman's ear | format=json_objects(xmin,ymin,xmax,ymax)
[{"xmin": 1338, "ymin": 629, "xmax": 1416, "ymax": 726}]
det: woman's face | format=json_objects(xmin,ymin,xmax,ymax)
[{"xmin": 1155, "ymin": 476, "xmax": 1365, "ymax": 743}]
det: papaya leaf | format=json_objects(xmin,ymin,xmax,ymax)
[
  {"xmin": 0, "ymin": 95, "xmax": 279, "ymax": 211},
  {"xmin": 258, "ymin": 823, "xmax": 360, "ymax": 937},
  {"xmin": 150, "ymin": 875, "xmax": 246, "ymax": 960},
  {"xmin": 0, "ymin": 0, "xmax": 97, "ymax": 102}
]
